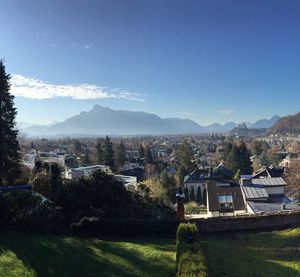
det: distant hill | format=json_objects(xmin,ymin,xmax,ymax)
[
  {"xmin": 249, "ymin": 115, "xmax": 280, "ymax": 129},
  {"xmin": 206, "ymin": 122, "xmax": 236, "ymax": 133},
  {"xmin": 269, "ymin": 112, "xmax": 300, "ymax": 134},
  {"xmin": 22, "ymin": 105, "xmax": 282, "ymax": 137},
  {"xmin": 24, "ymin": 105, "xmax": 205, "ymax": 136}
]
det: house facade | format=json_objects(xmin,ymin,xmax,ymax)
[
  {"xmin": 240, "ymin": 177, "xmax": 300, "ymax": 214},
  {"xmin": 206, "ymin": 180, "xmax": 247, "ymax": 217},
  {"xmin": 183, "ymin": 168, "xmax": 213, "ymax": 203}
]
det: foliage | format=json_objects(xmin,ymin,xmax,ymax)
[
  {"xmin": 143, "ymin": 171, "xmax": 177, "ymax": 205},
  {"xmin": 0, "ymin": 190, "xmax": 61, "ymax": 233},
  {"xmin": 95, "ymin": 140, "xmax": 103, "ymax": 164},
  {"xmin": 176, "ymin": 223, "xmax": 207, "ymax": 277},
  {"xmin": 234, "ymin": 169, "xmax": 241, "ymax": 180},
  {"xmin": 115, "ymin": 141, "xmax": 126, "ymax": 167},
  {"xmin": 0, "ymin": 232, "xmax": 176, "ymax": 277},
  {"xmin": 32, "ymin": 163, "xmax": 62, "ymax": 201},
  {"xmin": 184, "ymin": 187, "xmax": 189, "ymax": 203},
  {"xmin": 202, "ymin": 187, "xmax": 207, "ymax": 206},
  {"xmin": 14, "ymin": 165, "xmax": 32, "ymax": 185},
  {"xmin": 83, "ymin": 149, "xmax": 91, "ymax": 166},
  {"xmin": 285, "ymin": 161, "xmax": 300, "ymax": 200},
  {"xmin": 259, "ymin": 149, "xmax": 280, "ymax": 167},
  {"xmin": 225, "ymin": 140, "xmax": 252, "ymax": 175},
  {"xmin": 145, "ymin": 147, "xmax": 153, "ymax": 164},
  {"xmin": 185, "ymin": 202, "xmax": 207, "ymax": 214},
  {"xmin": 196, "ymin": 186, "xmax": 202, "ymax": 204},
  {"xmin": 177, "ymin": 141, "xmax": 194, "ymax": 171},
  {"xmin": 190, "ymin": 186, "xmax": 196, "ymax": 202},
  {"xmin": 159, "ymin": 170, "xmax": 176, "ymax": 204},
  {"xmin": 0, "ymin": 60, "xmax": 21, "ymax": 185},
  {"xmin": 138, "ymin": 144, "xmax": 145, "ymax": 159},
  {"xmin": 103, "ymin": 135, "xmax": 114, "ymax": 167},
  {"xmin": 136, "ymin": 182, "xmax": 151, "ymax": 198},
  {"xmin": 58, "ymin": 170, "xmax": 176, "ymax": 223},
  {"xmin": 71, "ymin": 217, "xmax": 179, "ymax": 237},
  {"xmin": 250, "ymin": 140, "xmax": 270, "ymax": 156},
  {"xmin": 175, "ymin": 166, "xmax": 187, "ymax": 187}
]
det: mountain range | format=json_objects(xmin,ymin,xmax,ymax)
[
  {"xmin": 22, "ymin": 105, "xmax": 280, "ymax": 137},
  {"xmin": 269, "ymin": 112, "xmax": 300, "ymax": 134}
]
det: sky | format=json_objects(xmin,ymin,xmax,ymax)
[{"xmin": 1, "ymin": 0, "xmax": 300, "ymax": 126}]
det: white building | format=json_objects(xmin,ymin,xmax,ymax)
[{"xmin": 65, "ymin": 165, "xmax": 111, "ymax": 180}]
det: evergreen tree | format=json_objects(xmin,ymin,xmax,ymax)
[
  {"xmin": 103, "ymin": 135, "xmax": 114, "ymax": 166},
  {"xmin": 196, "ymin": 186, "xmax": 202, "ymax": 204},
  {"xmin": 0, "ymin": 60, "xmax": 21, "ymax": 185},
  {"xmin": 159, "ymin": 170, "xmax": 176, "ymax": 203},
  {"xmin": 96, "ymin": 141, "xmax": 103, "ymax": 164},
  {"xmin": 224, "ymin": 141, "xmax": 233, "ymax": 157},
  {"xmin": 238, "ymin": 140, "xmax": 252, "ymax": 174},
  {"xmin": 33, "ymin": 160, "xmax": 43, "ymax": 175},
  {"xmin": 116, "ymin": 141, "xmax": 126, "ymax": 167},
  {"xmin": 190, "ymin": 186, "xmax": 196, "ymax": 202},
  {"xmin": 84, "ymin": 149, "xmax": 91, "ymax": 166},
  {"xmin": 202, "ymin": 187, "xmax": 207, "ymax": 206},
  {"xmin": 225, "ymin": 140, "xmax": 252, "ymax": 175},
  {"xmin": 74, "ymin": 140, "xmax": 81, "ymax": 152},
  {"xmin": 184, "ymin": 186, "xmax": 189, "ymax": 203},
  {"xmin": 225, "ymin": 144, "xmax": 240, "ymax": 174},
  {"xmin": 145, "ymin": 147, "xmax": 153, "ymax": 164},
  {"xmin": 138, "ymin": 144, "xmax": 145, "ymax": 159}
]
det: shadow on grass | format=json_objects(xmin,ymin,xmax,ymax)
[
  {"xmin": 201, "ymin": 228, "xmax": 300, "ymax": 277},
  {"xmin": 0, "ymin": 233, "xmax": 175, "ymax": 277}
]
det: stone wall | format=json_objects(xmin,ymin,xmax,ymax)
[{"xmin": 190, "ymin": 211, "xmax": 300, "ymax": 233}]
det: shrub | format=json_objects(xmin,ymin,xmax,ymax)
[
  {"xmin": 176, "ymin": 223, "xmax": 207, "ymax": 277},
  {"xmin": 70, "ymin": 217, "xmax": 179, "ymax": 238},
  {"xmin": 185, "ymin": 202, "xmax": 207, "ymax": 214},
  {"xmin": 0, "ymin": 190, "xmax": 64, "ymax": 234}
]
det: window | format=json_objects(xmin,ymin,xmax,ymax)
[{"xmin": 218, "ymin": 194, "xmax": 233, "ymax": 212}]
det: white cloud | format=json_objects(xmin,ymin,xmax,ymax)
[
  {"xmin": 217, "ymin": 110, "xmax": 232, "ymax": 115},
  {"xmin": 10, "ymin": 74, "xmax": 145, "ymax": 101}
]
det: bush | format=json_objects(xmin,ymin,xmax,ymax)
[
  {"xmin": 176, "ymin": 223, "xmax": 207, "ymax": 277},
  {"xmin": 70, "ymin": 217, "xmax": 179, "ymax": 238},
  {"xmin": 185, "ymin": 202, "xmax": 207, "ymax": 214},
  {"xmin": 0, "ymin": 190, "xmax": 64, "ymax": 234}
]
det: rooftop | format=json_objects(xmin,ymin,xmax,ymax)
[{"xmin": 252, "ymin": 177, "xmax": 286, "ymax": 187}]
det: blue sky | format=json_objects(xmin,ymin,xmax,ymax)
[{"xmin": 1, "ymin": 0, "xmax": 300, "ymax": 126}]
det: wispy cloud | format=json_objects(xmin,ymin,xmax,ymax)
[
  {"xmin": 217, "ymin": 110, "xmax": 232, "ymax": 115},
  {"xmin": 10, "ymin": 74, "xmax": 145, "ymax": 102},
  {"xmin": 85, "ymin": 43, "xmax": 94, "ymax": 50},
  {"xmin": 177, "ymin": 111, "xmax": 196, "ymax": 117}
]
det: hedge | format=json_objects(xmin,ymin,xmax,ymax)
[
  {"xmin": 70, "ymin": 217, "xmax": 179, "ymax": 238},
  {"xmin": 176, "ymin": 223, "xmax": 207, "ymax": 277}
]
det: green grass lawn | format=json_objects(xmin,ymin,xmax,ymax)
[
  {"xmin": 0, "ymin": 232, "xmax": 175, "ymax": 277},
  {"xmin": 202, "ymin": 227, "xmax": 300, "ymax": 277}
]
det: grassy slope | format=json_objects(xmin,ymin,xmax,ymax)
[
  {"xmin": 202, "ymin": 228, "xmax": 300, "ymax": 277},
  {"xmin": 0, "ymin": 233, "xmax": 175, "ymax": 277}
]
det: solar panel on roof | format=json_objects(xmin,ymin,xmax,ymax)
[
  {"xmin": 243, "ymin": 186, "xmax": 268, "ymax": 199},
  {"xmin": 252, "ymin": 177, "xmax": 286, "ymax": 186}
]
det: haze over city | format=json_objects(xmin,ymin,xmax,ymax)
[{"xmin": 2, "ymin": 0, "xmax": 300, "ymax": 126}]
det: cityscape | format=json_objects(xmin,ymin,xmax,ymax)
[{"xmin": 1, "ymin": 1, "xmax": 300, "ymax": 276}]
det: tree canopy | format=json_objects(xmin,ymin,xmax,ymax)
[{"xmin": 0, "ymin": 59, "xmax": 21, "ymax": 185}]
